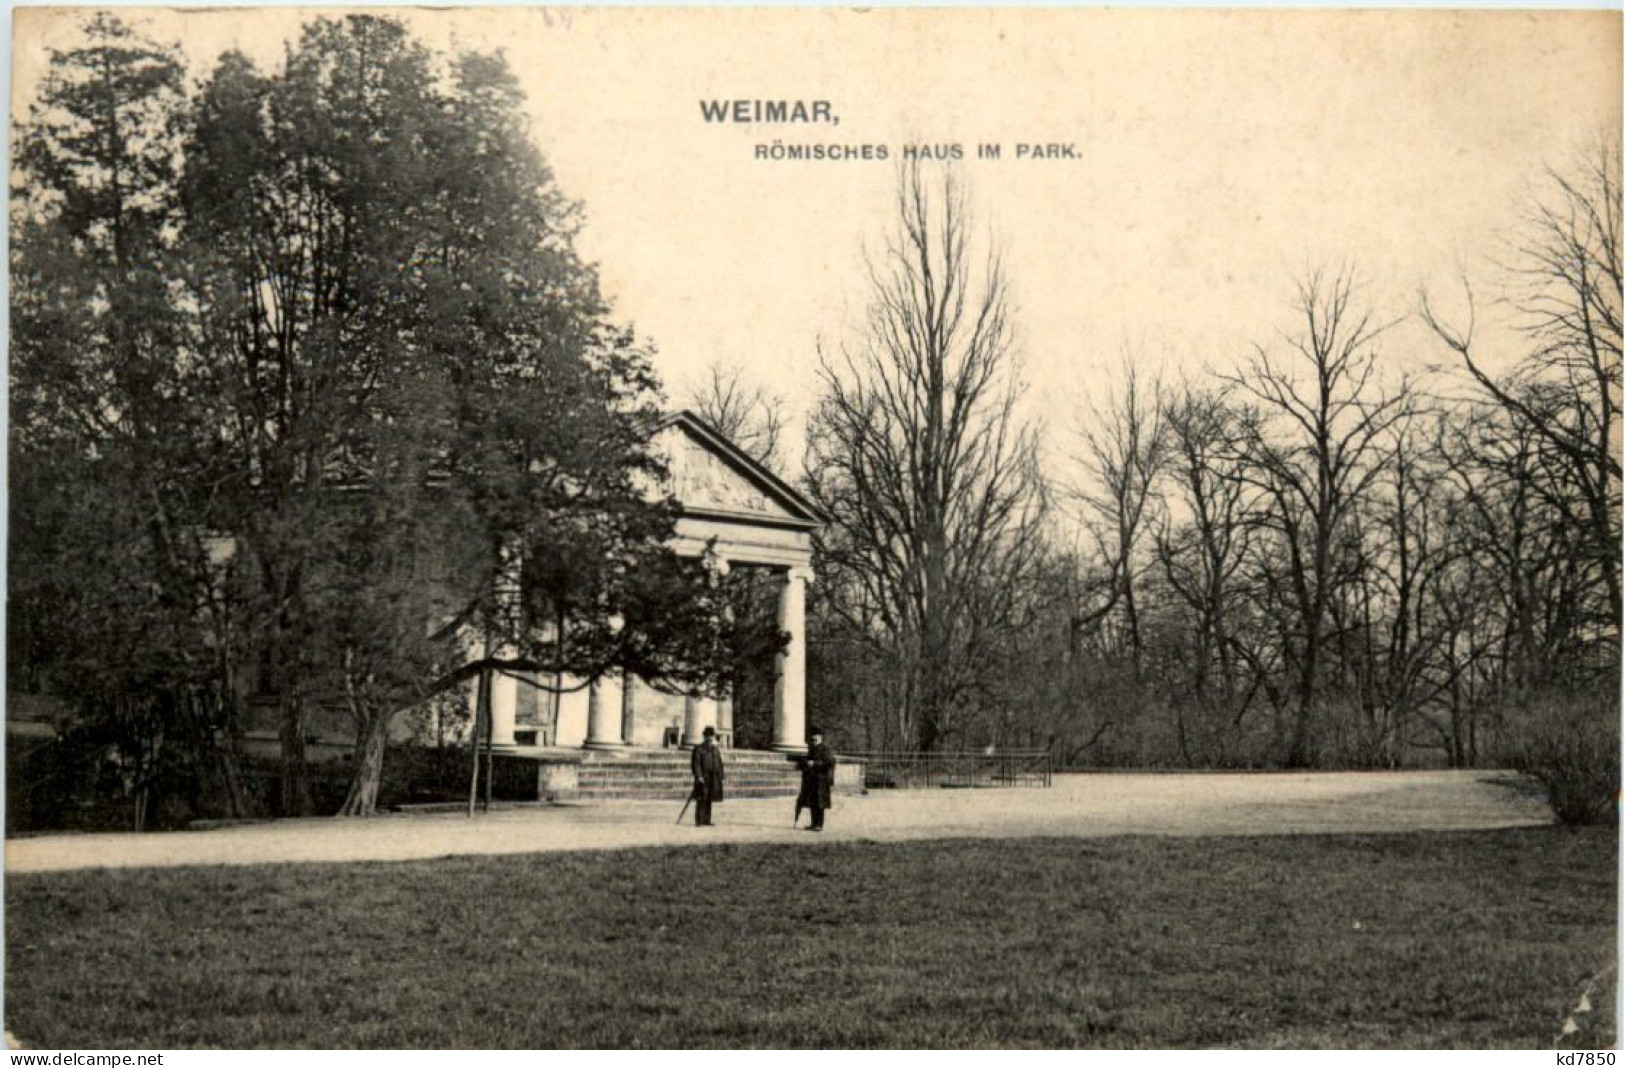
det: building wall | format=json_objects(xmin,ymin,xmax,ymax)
[{"xmin": 629, "ymin": 684, "xmax": 686, "ymax": 747}]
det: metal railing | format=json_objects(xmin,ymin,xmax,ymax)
[{"xmin": 842, "ymin": 748, "xmax": 1052, "ymax": 790}]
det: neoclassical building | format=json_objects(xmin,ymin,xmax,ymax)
[{"xmin": 466, "ymin": 411, "xmax": 822, "ymax": 761}]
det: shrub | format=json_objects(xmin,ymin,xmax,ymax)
[{"xmin": 1502, "ymin": 686, "xmax": 1620, "ymax": 826}]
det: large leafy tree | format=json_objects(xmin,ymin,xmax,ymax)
[
  {"xmin": 14, "ymin": 13, "xmax": 751, "ymax": 820},
  {"xmin": 180, "ymin": 19, "xmax": 484, "ymax": 815},
  {"xmin": 179, "ymin": 17, "xmax": 732, "ymax": 815}
]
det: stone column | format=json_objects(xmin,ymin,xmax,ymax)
[
  {"xmin": 681, "ymin": 694, "xmax": 699, "ymax": 748},
  {"xmin": 717, "ymin": 692, "xmax": 734, "ymax": 746},
  {"xmin": 489, "ymin": 667, "xmax": 517, "ymax": 749},
  {"xmin": 584, "ymin": 676, "xmax": 624, "ymax": 749},
  {"xmin": 771, "ymin": 565, "xmax": 812, "ymax": 753},
  {"xmin": 619, "ymin": 671, "xmax": 637, "ymax": 746}
]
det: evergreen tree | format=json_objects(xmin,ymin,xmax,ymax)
[{"xmin": 11, "ymin": 13, "xmax": 242, "ymax": 827}]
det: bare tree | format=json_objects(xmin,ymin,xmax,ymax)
[
  {"xmin": 1328, "ymin": 403, "xmax": 1468, "ymax": 765},
  {"xmin": 1422, "ymin": 136, "xmax": 1621, "ymax": 628},
  {"xmin": 1153, "ymin": 383, "xmax": 1257, "ymax": 760},
  {"xmin": 686, "ymin": 360, "xmax": 787, "ymax": 470},
  {"xmin": 1069, "ymin": 359, "xmax": 1167, "ymax": 668},
  {"xmin": 1223, "ymin": 269, "xmax": 1408, "ymax": 766},
  {"xmin": 1436, "ymin": 399, "xmax": 1603, "ymax": 691},
  {"xmin": 1421, "ymin": 405, "xmax": 1544, "ymax": 763},
  {"xmin": 806, "ymin": 160, "xmax": 1048, "ymax": 751}
]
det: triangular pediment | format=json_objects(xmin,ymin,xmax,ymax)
[{"xmin": 654, "ymin": 412, "xmax": 822, "ymax": 528}]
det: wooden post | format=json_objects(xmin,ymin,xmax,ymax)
[
  {"xmin": 468, "ymin": 666, "xmax": 488, "ymax": 818},
  {"xmin": 552, "ymin": 607, "xmax": 567, "ymax": 746},
  {"xmin": 483, "ymin": 679, "xmax": 495, "ymax": 814}
]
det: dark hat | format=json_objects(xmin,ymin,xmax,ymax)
[
  {"xmin": 702, "ymin": 726, "xmax": 716, "ymax": 738},
  {"xmin": 808, "ymin": 725, "xmax": 825, "ymax": 737}
]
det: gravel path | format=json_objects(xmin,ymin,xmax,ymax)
[{"xmin": 5, "ymin": 769, "xmax": 1550, "ymax": 874}]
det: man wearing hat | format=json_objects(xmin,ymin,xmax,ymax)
[
  {"xmin": 796, "ymin": 726, "xmax": 836, "ymax": 832},
  {"xmin": 689, "ymin": 725, "xmax": 725, "ymax": 827}
]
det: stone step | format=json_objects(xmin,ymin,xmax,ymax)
[
  {"xmin": 578, "ymin": 781, "xmax": 797, "ymax": 791},
  {"xmin": 578, "ymin": 773, "xmax": 799, "ymax": 783},
  {"xmin": 581, "ymin": 754, "xmax": 802, "ymax": 760},
  {"xmin": 582, "ymin": 766, "xmax": 800, "ymax": 775},
  {"xmin": 578, "ymin": 780, "xmax": 798, "ymax": 790},
  {"xmin": 580, "ymin": 770, "xmax": 801, "ymax": 780},
  {"xmin": 578, "ymin": 757, "xmax": 799, "ymax": 768},
  {"xmin": 578, "ymin": 786, "xmax": 799, "ymax": 796},
  {"xmin": 574, "ymin": 779, "xmax": 844, "ymax": 793},
  {"xmin": 524, "ymin": 748, "xmax": 862, "ymax": 803},
  {"xmin": 579, "ymin": 766, "xmax": 791, "ymax": 774}
]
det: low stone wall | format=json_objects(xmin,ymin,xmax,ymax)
[
  {"xmin": 537, "ymin": 761, "xmax": 581, "ymax": 802},
  {"xmin": 833, "ymin": 761, "xmax": 865, "ymax": 796}
]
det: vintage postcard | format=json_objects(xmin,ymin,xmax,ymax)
[{"xmin": 7, "ymin": 5, "xmax": 1620, "ymax": 1051}]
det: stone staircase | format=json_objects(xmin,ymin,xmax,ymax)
[{"xmin": 573, "ymin": 748, "xmax": 804, "ymax": 801}]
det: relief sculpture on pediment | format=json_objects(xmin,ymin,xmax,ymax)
[{"xmin": 673, "ymin": 437, "xmax": 776, "ymax": 515}]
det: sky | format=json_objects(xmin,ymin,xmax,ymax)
[{"xmin": 11, "ymin": 6, "xmax": 1622, "ymax": 473}]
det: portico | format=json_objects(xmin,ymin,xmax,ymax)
[{"xmin": 472, "ymin": 411, "xmax": 822, "ymax": 757}]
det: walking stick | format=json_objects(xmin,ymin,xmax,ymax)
[
  {"xmin": 676, "ymin": 782, "xmax": 698, "ymax": 825},
  {"xmin": 793, "ymin": 754, "xmax": 807, "ymax": 827}
]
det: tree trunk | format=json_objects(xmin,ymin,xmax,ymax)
[
  {"xmin": 1287, "ymin": 633, "xmax": 1318, "ymax": 768},
  {"xmin": 469, "ymin": 666, "xmax": 489, "ymax": 818},
  {"xmin": 278, "ymin": 693, "xmax": 314, "ymax": 817},
  {"xmin": 338, "ymin": 710, "xmax": 390, "ymax": 816},
  {"xmin": 203, "ymin": 711, "xmax": 250, "ymax": 820},
  {"xmin": 551, "ymin": 606, "xmax": 567, "ymax": 744}
]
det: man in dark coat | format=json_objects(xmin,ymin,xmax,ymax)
[
  {"xmin": 796, "ymin": 727, "xmax": 836, "ymax": 831},
  {"xmin": 690, "ymin": 726, "xmax": 725, "ymax": 826}
]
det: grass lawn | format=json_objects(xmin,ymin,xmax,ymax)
[{"xmin": 5, "ymin": 828, "xmax": 1615, "ymax": 1048}]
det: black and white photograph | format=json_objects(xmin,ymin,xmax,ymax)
[{"xmin": 4, "ymin": 4, "xmax": 1620, "ymax": 1050}]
